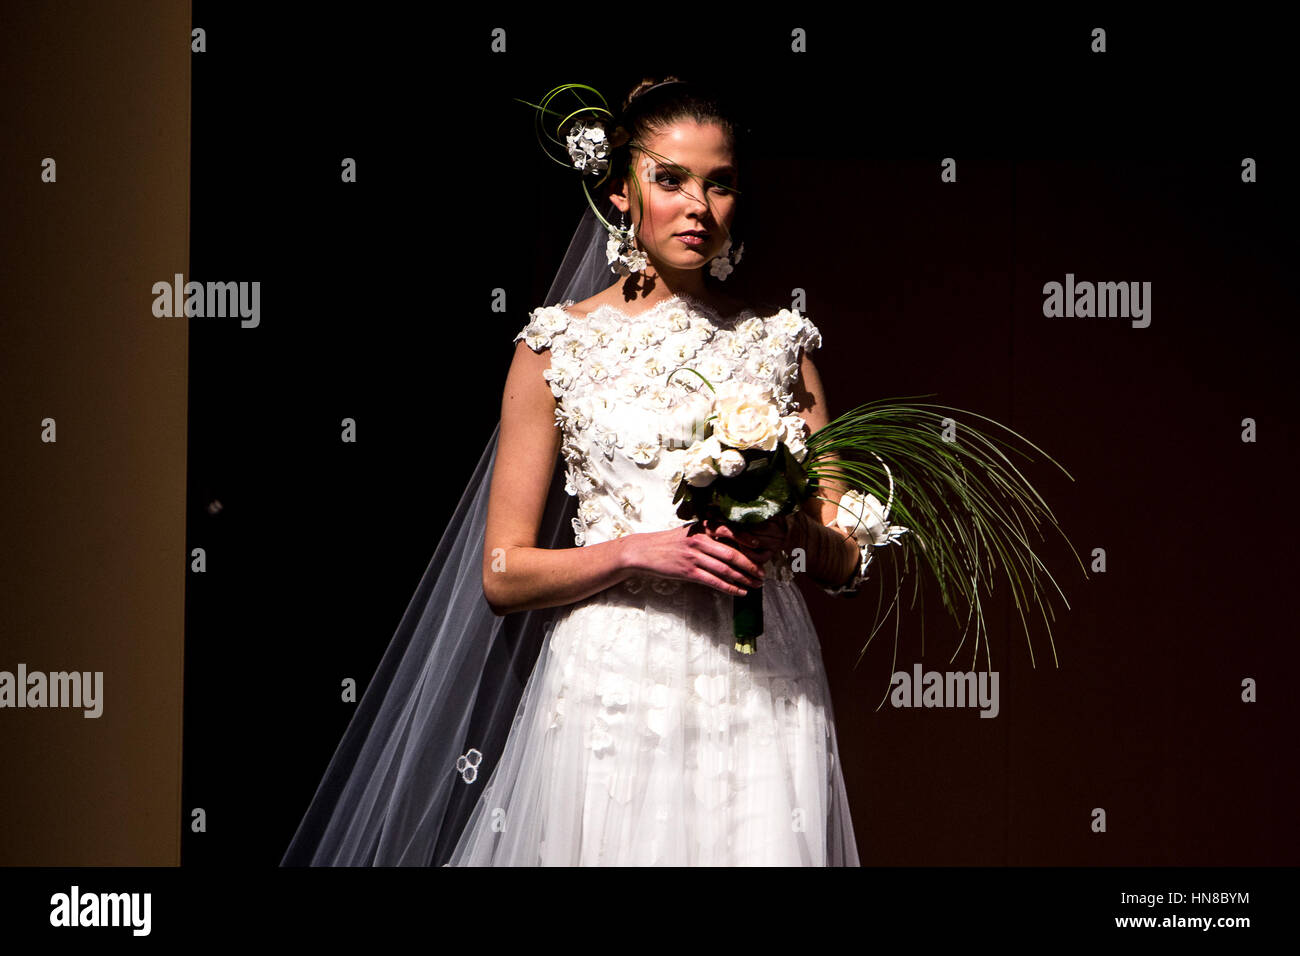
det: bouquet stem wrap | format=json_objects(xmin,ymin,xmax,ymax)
[{"xmin": 732, "ymin": 579, "xmax": 764, "ymax": 655}]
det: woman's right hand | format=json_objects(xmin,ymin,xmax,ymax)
[{"xmin": 620, "ymin": 522, "xmax": 771, "ymax": 596}]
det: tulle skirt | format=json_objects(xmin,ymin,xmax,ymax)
[{"xmin": 444, "ymin": 569, "xmax": 859, "ymax": 866}]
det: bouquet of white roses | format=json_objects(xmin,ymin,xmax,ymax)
[
  {"xmin": 669, "ymin": 367, "xmax": 1083, "ymax": 667},
  {"xmin": 669, "ymin": 375, "xmax": 827, "ymax": 654}
]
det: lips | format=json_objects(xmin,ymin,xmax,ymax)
[{"xmin": 675, "ymin": 230, "xmax": 709, "ymax": 237}]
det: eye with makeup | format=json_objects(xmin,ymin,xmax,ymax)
[{"xmin": 654, "ymin": 167, "xmax": 734, "ymax": 195}]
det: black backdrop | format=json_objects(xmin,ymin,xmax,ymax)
[{"xmin": 185, "ymin": 7, "xmax": 1298, "ymax": 870}]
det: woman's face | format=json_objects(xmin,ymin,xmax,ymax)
[{"xmin": 611, "ymin": 120, "xmax": 738, "ymax": 274}]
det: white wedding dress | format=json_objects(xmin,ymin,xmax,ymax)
[{"xmin": 444, "ymin": 292, "xmax": 860, "ymax": 865}]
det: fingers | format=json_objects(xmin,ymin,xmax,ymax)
[
  {"xmin": 692, "ymin": 551, "xmax": 761, "ymax": 594},
  {"xmin": 693, "ymin": 534, "xmax": 766, "ymax": 585},
  {"xmin": 704, "ymin": 518, "xmax": 783, "ymax": 555}
]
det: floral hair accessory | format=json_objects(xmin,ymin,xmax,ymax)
[{"xmin": 565, "ymin": 120, "xmax": 608, "ymax": 175}]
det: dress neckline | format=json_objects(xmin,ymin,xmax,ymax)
[{"xmin": 557, "ymin": 292, "xmax": 756, "ymax": 325}]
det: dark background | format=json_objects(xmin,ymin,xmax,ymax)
[{"xmin": 184, "ymin": 8, "xmax": 1298, "ymax": 866}]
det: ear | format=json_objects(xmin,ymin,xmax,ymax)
[{"xmin": 608, "ymin": 177, "xmax": 630, "ymax": 216}]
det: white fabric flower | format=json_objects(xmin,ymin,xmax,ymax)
[
  {"xmin": 642, "ymin": 354, "xmax": 666, "ymax": 378},
  {"xmin": 579, "ymin": 499, "xmax": 603, "ymax": 525},
  {"xmin": 745, "ymin": 353, "xmax": 776, "ymax": 379},
  {"xmin": 588, "ymin": 719, "xmax": 615, "ymax": 757},
  {"xmin": 646, "ymin": 385, "xmax": 674, "ymax": 410},
  {"xmin": 523, "ymin": 328, "xmax": 550, "ymax": 351},
  {"xmin": 612, "ymin": 333, "xmax": 637, "ymax": 359},
  {"xmin": 665, "ymin": 308, "xmax": 691, "ymax": 332},
  {"xmin": 773, "ymin": 309, "xmax": 804, "ymax": 336},
  {"xmin": 597, "ymin": 672, "xmax": 630, "ymax": 711},
  {"xmin": 801, "ymin": 321, "xmax": 823, "ymax": 352},
  {"xmin": 534, "ymin": 307, "xmax": 569, "ymax": 333},
  {"xmin": 669, "ymin": 340, "xmax": 699, "ymax": 365},
  {"xmin": 697, "ymin": 356, "xmax": 731, "ymax": 386},
  {"xmin": 542, "ymin": 363, "xmax": 575, "ymax": 396},
  {"xmin": 636, "ymin": 322, "xmax": 666, "ymax": 347},
  {"xmin": 566, "ymin": 121, "xmax": 611, "ymax": 175},
  {"xmin": 627, "ymin": 439, "xmax": 659, "ymax": 466},
  {"xmin": 694, "ymin": 673, "xmax": 728, "ymax": 706},
  {"xmin": 737, "ymin": 316, "xmax": 765, "ymax": 341},
  {"xmin": 765, "ymin": 332, "xmax": 793, "ymax": 356},
  {"xmin": 590, "ymin": 423, "xmax": 621, "ymax": 459},
  {"xmin": 719, "ymin": 332, "xmax": 748, "ymax": 358}
]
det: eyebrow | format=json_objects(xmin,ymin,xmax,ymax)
[{"xmin": 656, "ymin": 160, "xmax": 737, "ymax": 177}]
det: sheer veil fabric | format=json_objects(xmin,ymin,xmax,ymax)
[
  {"xmin": 281, "ymin": 203, "xmax": 622, "ymax": 866},
  {"xmin": 281, "ymin": 201, "xmax": 860, "ymax": 865}
]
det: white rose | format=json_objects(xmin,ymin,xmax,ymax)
[
  {"xmin": 662, "ymin": 389, "xmax": 714, "ymax": 448},
  {"xmin": 711, "ymin": 381, "xmax": 781, "ymax": 451},
  {"xmin": 834, "ymin": 489, "xmax": 907, "ymax": 547},
  {"xmin": 683, "ymin": 440, "xmax": 719, "ymax": 487},
  {"xmin": 716, "ymin": 449, "xmax": 746, "ymax": 477}
]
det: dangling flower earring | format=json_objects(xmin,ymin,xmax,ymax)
[
  {"xmin": 708, "ymin": 236, "xmax": 745, "ymax": 281},
  {"xmin": 607, "ymin": 210, "xmax": 648, "ymax": 276}
]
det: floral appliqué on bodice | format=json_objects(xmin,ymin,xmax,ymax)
[{"xmin": 513, "ymin": 294, "xmax": 823, "ymax": 561}]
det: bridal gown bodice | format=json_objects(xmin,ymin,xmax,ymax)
[
  {"xmin": 519, "ymin": 294, "xmax": 822, "ymax": 550},
  {"xmin": 443, "ymin": 292, "xmax": 859, "ymax": 866}
]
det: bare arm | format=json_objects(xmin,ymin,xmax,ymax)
[
  {"xmin": 481, "ymin": 341, "xmax": 634, "ymax": 615},
  {"xmin": 482, "ymin": 340, "xmax": 769, "ymax": 616}
]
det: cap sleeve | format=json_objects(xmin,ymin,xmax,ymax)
[
  {"xmin": 513, "ymin": 304, "xmax": 571, "ymax": 353},
  {"xmin": 795, "ymin": 311, "xmax": 822, "ymax": 357}
]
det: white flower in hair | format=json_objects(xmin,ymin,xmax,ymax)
[{"xmin": 566, "ymin": 120, "xmax": 611, "ymax": 176}]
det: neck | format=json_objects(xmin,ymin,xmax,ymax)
[{"xmin": 616, "ymin": 257, "xmax": 713, "ymax": 306}]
